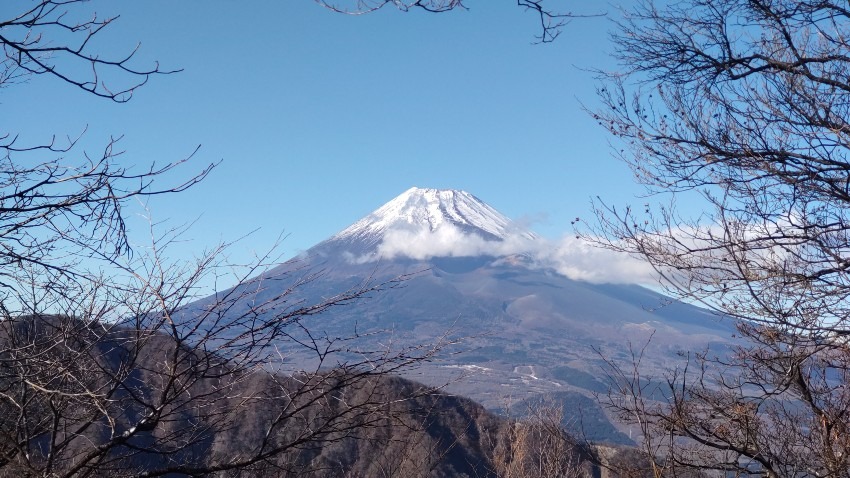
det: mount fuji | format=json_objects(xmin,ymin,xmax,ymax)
[
  {"xmin": 334, "ymin": 187, "xmax": 534, "ymax": 245},
  {"xmin": 188, "ymin": 187, "xmax": 737, "ymax": 444},
  {"xmin": 305, "ymin": 187, "xmax": 537, "ymax": 263}
]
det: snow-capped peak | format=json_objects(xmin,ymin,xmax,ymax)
[{"xmin": 331, "ymin": 187, "xmax": 535, "ymax": 247}]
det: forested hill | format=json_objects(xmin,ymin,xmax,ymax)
[{"xmin": 0, "ymin": 315, "xmax": 646, "ymax": 477}]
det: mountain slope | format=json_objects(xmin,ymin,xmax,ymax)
[
  {"xmin": 332, "ymin": 187, "xmax": 535, "ymax": 247},
  {"xmin": 186, "ymin": 187, "xmax": 738, "ymax": 444}
]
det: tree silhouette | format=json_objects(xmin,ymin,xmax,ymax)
[
  {"xmin": 592, "ymin": 1, "xmax": 850, "ymax": 475},
  {"xmin": 0, "ymin": 2, "xmax": 451, "ymax": 475}
]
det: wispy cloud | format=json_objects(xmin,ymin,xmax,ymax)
[
  {"xmin": 347, "ymin": 224, "xmax": 657, "ymax": 285},
  {"xmin": 534, "ymin": 235, "xmax": 657, "ymax": 284}
]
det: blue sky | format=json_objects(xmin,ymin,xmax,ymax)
[{"xmin": 5, "ymin": 1, "xmax": 648, "ymax": 269}]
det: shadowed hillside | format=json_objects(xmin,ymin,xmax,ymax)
[{"xmin": 0, "ymin": 314, "xmax": 651, "ymax": 477}]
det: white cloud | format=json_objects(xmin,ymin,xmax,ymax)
[
  {"xmin": 347, "ymin": 223, "xmax": 657, "ymax": 285},
  {"xmin": 536, "ymin": 235, "xmax": 658, "ymax": 285}
]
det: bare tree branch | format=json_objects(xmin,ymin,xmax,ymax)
[
  {"xmin": 315, "ymin": 0, "xmax": 601, "ymax": 43},
  {"xmin": 0, "ymin": 0, "xmax": 176, "ymax": 102},
  {"xmin": 590, "ymin": 1, "xmax": 850, "ymax": 475},
  {"xmin": 0, "ymin": 3, "xmax": 462, "ymax": 476}
]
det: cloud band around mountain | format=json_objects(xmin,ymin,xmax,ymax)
[{"xmin": 347, "ymin": 223, "xmax": 658, "ymax": 285}]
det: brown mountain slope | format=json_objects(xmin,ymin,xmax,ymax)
[{"xmin": 0, "ymin": 315, "xmax": 646, "ymax": 477}]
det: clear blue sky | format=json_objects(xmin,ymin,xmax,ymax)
[{"xmin": 5, "ymin": 1, "xmax": 648, "ymax": 267}]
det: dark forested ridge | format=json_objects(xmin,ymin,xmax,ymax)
[{"xmin": 0, "ymin": 315, "xmax": 646, "ymax": 477}]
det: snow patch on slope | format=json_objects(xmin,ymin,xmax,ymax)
[{"xmin": 332, "ymin": 187, "xmax": 536, "ymax": 246}]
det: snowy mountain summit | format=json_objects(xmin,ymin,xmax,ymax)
[{"xmin": 329, "ymin": 187, "xmax": 535, "ymax": 253}]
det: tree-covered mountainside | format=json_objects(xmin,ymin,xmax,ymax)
[{"xmin": 0, "ymin": 314, "xmax": 649, "ymax": 477}]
